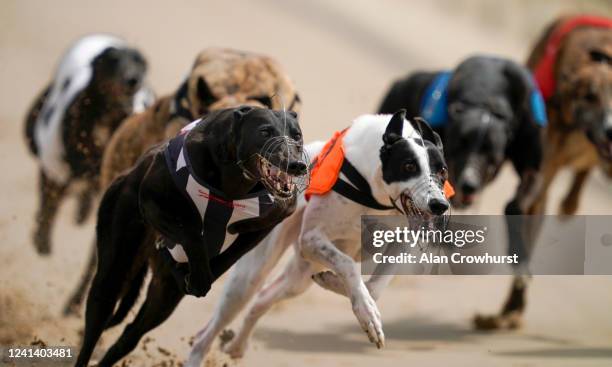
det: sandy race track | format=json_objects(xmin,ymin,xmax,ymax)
[{"xmin": 1, "ymin": 1, "xmax": 612, "ymax": 366}]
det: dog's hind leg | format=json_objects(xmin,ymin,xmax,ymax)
[
  {"xmin": 75, "ymin": 174, "xmax": 147, "ymax": 367},
  {"xmin": 185, "ymin": 208, "xmax": 305, "ymax": 367},
  {"xmin": 33, "ymin": 170, "xmax": 68, "ymax": 255},
  {"xmin": 559, "ymin": 169, "xmax": 590, "ymax": 216},
  {"xmin": 97, "ymin": 257, "xmax": 184, "ymax": 367},
  {"xmin": 74, "ymin": 182, "xmax": 97, "ymax": 225},
  {"xmin": 63, "ymin": 241, "xmax": 97, "ymax": 316},
  {"xmin": 222, "ymin": 254, "xmax": 314, "ymax": 359}
]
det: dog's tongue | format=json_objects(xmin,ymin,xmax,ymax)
[{"xmin": 463, "ymin": 194, "xmax": 474, "ymax": 205}]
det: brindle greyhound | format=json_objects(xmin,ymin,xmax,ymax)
[
  {"xmin": 75, "ymin": 106, "xmax": 307, "ymax": 366},
  {"xmin": 475, "ymin": 15, "xmax": 612, "ymax": 330}
]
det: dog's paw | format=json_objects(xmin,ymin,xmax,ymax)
[
  {"xmin": 184, "ymin": 273, "xmax": 211, "ymax": 298},
  {"xmin": 312, "ymin": 271, "xmax": 347, "ymax": 296},
  {"xmin": 219, "ymin": 329, "xmax": 235, "ymax": 347},
  {"xmin": 33, "ymin": 229, "xmax": 51, "ymax": 256},
  {"xmin": 559, "ymin": 197, "xmax": 579, "ymax": 217},
  {"xmin": 62, "ymin": 300, "xmax": 82, "ymax": 318},
  {"xmin": 222, "ymin": 337, "xmax": 248, "ymax": 359},
  {"xmin": 351, "ymin": 286, "xmax": 385, "ymax": 348},
  {"xmin": 473, "ymin": 312, "xmax": 522, "ymax": 331}
]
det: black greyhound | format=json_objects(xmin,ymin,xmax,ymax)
[
  {"xmin": 379, "ymin": 56, "xmax": 548, "ymax": 325},
  {"xmin": 75, "ymin": 106, "xmax": 307, "ymax": 367},
  {"xmin": 379, "ymin": 55, "xmax": 546, "ymax": 210}
]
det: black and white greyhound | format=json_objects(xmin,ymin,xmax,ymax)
[
  {"xmin": 24, "ymin": 34, "xmax": 153, "ymax": 255},
  {"xmin": 182, "ymin": 110, "xmax": 451, "ymax": 365},
  {"xmin": 74, "ymin": 106, "xmax": 308, "ymax": 367}
]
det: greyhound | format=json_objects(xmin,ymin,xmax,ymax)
[
  {"xmin": 74, "ymin": 106, "xmax": 308, "ymax": 367},
  {"xmin": 24, "ymin": 34, "xmax": 153, "ymax": 255},
  {"xmin": 379, "ymin": 55, "xmax": 546, "ymax": 210}
]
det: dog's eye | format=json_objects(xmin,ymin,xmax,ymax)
[
  {"xmin": 293, "ymin": 133, "xmax": 302, "ymax": 141},
  {"xmin": 403, "ymin": 161, "xmax": 417, "ymax": 173},
  {"xmin": 260, "ymin": 129, "xmax": 272, "ymax": 138},
  {"xmin": 584, "ymin": 92, "xmax": 598, "ymax": 104},
  {"xmin": 449, "ymin": 102, "xmax": 466, "ymax": 117},
  {"xmin": 440, "ymin": 167, "xmax": 448, "ymax": 180}
]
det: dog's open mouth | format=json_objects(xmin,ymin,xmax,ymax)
[
  {"xmin": 258, "ymin": 157, "xmax": 300, "ymax": 199},
  {"xmin": 452, "ymin": 192, "xmax": 475, "ymax": 207},
  {"xmin": 398, "ymin": 192, "xmax": 449, "ymax": 230},
  {"xmin": 399, "ymin": 192, "xmax": 438, "ymax": 225}
]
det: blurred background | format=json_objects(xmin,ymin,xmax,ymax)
[{"xmin": 1, "ymin": 1, "xmax": 612, "ymax": 366}]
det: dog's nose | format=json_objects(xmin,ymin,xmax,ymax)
[
  {"xmin": 428, "ymin": 198, "xmax": 449, "ymax": 215},
  {"xmin": 125, "ymin": 76, "xmax": 140, "ymax": 89},
  {"xmin": 287, "ymin": 161, "xmax": 307, "ymax": 176},
  {"xmin": 461, "ymin": 181, "xmax": 477, "ymax": 196},
  {"xmin": 605, "ymin": 126, "xmax": 612, "ymax": 140}
]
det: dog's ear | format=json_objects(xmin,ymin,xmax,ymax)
[
  {"xmin": 196, "ymin": 76, "xmax": 216, "ymax": 107},
  {"xmin": 251, "ymin": 95, "xmax": 273, "ymax": 108},
  {"xmin": 411, "ymin": 117, "xmax": 443, "ymax": 150},
  {"xmin": 503, "ymin": 61, "xmax": 547, "ymax": 127},
  {"xmin": 233, "ymin": 105, "xmax": 254, "ymax": 121},
  {"xmin": 383, "ymin": 109, "xmax": 406, "ymax": 145}
]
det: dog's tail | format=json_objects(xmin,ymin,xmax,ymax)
[{"xmin": 106, "ymin": 263, "xmax": 148, "ymax": 328}]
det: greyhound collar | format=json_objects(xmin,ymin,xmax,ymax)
[
  {"xmin": 533, "ymin": 15, "xmax": 612, "ymax": 101},
  {"xmin": 421, "ymin": 70, "xmax": 546, "ymax": 128},
  {"xmin": 333, "ymin": 158, "xmax": 395, "ymax": 210},
  {"xmin": 163, "ymin": 120, "xmax": 275, "ymax": 262},
  {"xmin": 420, "ymin": 71, "xmax": 452, "ymax": 128},
  {"xmin": 306, "ymin": 129, "xmax": 394, "ymax": 210}
]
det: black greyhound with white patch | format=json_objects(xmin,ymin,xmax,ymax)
[
  {"xmin": 379, "ymin": 55, "xmax": 546, "ymax": 209},
  {"xmin": 24, "ymin": 34, "xmax": 153, "ymax": 255},
  {"xmin": 75, "ymin": 106, "xmax": 307, "ymax": 367},
  {"xmin": 379, "ymin": 56, "xmax": 547, "ymax": 328}
]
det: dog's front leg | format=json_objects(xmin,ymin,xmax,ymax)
[
  {"xmin": 312, "ymin": 271, "xmax": 393, "ymax": 301},
  {"xmin": 559, "ymin": 168, "xmax": 590, "ymax": 215},
  {"xmin": 181, "ymin": 238, "xmax": 214, "ymax": 297},
  {"xmin": 300, "ymin": 228, "xmax": 384, "ymax": 348},
  {"xmin": 475, "ymin": 167, "xmax": 545, "ymax": 331}
]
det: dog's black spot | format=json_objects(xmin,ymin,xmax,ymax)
[
  {"xmin": 380, "ymin": 139, "xmax": 421, "ymax": 184},
  {"xmin": 197, "ymin": 77, "xmax": 216, "ymax": 107},
  {"xmin": 61, "ymin": 78, "xmax": 71, "ymax": 92},
  {"xmin": 426, "ymin": 144, "xmax": 446, "ymax": 175},
  {"xmin": 42, "ymin": 106, "xmax": 54, "ymax": 125},
  {"xmin": 250, "ymin": 95, "xmax": 273, "ymax": 108}
]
